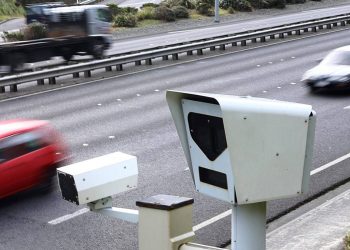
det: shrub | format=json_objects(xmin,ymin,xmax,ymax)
[
  {"xmin": 162, "ymin": 0, "xmax": 196, "ymax": 9},
  {"xmin": 114, "ymin": 14, "xmax": 137, "ymax": 27},
  {"xmin": 1, "ymin": 30, "xmax": 24, "ymax": 42},
  {"xmin": 286, "ymin": 0, "xmax": 306, "ymax": 3},
  {"xmin": 196, "ymin": 0, "xmax": 215, "ymax": 15},
  {"xmin": 269, "ymin": 0, "xmax": 286, "ymax": 9},
  {"xmin": 344, "ymin": 232, "xmax": 350, "ymax": 250},
  {"xmin": 108, "ymin": 4, "xmax": 138, "ymax": 17},
  {"xmin": 254, "ymin": 0, "xmax": 285, "ymax": 9},
  {"xmin": 137, "ymin": 6, "xmax": 156, "ymax": 20},
  {"xmin": 154, "ymin": 5, "xmax": 176, "ymax": 21},
  {"xmin": 231, "ymin": 0, "xmax": 253, "ymax": 12},
  {"xmin": 1, "ymin": 22, "xmax": 47, "ymax": 42},
  {"xmin": 107, "ymin": 4, "xmax": 124, "ymax": 17},
  {"xmin": 172, "ymin": 5, "xmax": 189, "ymax": 18},
  {"xmin": 23, "ymin": 22, "xmax": 47, "ymax": 40},
  {"xmin": 124, "ymin": 7, "xmax": 138, "ymax": 14},
  {"xmin": 228, "ymin": 6, "xmax": 235, "ymax": 13},
  {"xmin": 141, "ymin": 3, "xmax": 159, "ymax": 8}
]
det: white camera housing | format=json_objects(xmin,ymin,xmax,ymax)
[
  {"xmin": 167, "ymin": 90, "xmax": 316, "ymax": 205},
  {"xmin": 57, "ymin": 152, "xmax": 138, "ymax": 205}
]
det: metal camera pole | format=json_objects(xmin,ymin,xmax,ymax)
[{"xmin": 231, "ymin": 202, "xmax": 266, "ymax": 250}]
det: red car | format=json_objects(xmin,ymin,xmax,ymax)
[{"xmin": 0, "ymin": 119, "xmax": 68, "ymax": 199}]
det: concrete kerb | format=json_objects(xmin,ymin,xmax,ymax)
[{"xmin": 224, "ymin": 181, "xmax": 350, "ymax": 250}]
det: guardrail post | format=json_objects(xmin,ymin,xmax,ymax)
[
  {"xmin": 136, "ymin": 195, "xmax": 195, "ymax": 250},
  {"xmin": 84, "ymin": 70, "xmax": 91, "ymax": 78},
  {"xmin": 37, "ymin": 79, "xmax": 44, "ymax": 85},
  {"xmin": 105, "ymin": 66, "xmax": 112, "ymax": 72},
  {"xmin": 116, "ymin": 64, "xmax": 123, "ymax": 71},
  {"xmin": 240, "ymin": 40, "xmax": 247, "ymax": 46},
  {"xmin": 260, "ymin": 36, "xmax": 266, "ymax": 42},
  {"xmin": 49, "ymin": 77, "xmax": 56, "ymax": 85},
  {"xmin": 136, "ymin": 60, "xmax": 142, "ymax": 66},
  {"xmin": 251, "ymin": 38, "xmax": 257, "ymax": 43},
  {"xmin": 327, "ymin": 23, "xmax": 332, "ymax": 29},
  {"xmin": 172, "ymin": 53, "xmax": 179, "ymax": 60},
  {"xmin": 187, "ymin": 51, "xmax": 193, "ymax": 56},
  {"xmin": 312, "ymin": 26, "xmax": 317, "ymax": 32},
  {"xmin": 0, "ymin": 86, "xmax": 4, "ymax": 93},
  {"xmin": 341, "ymin": 21, "xmax": 346, "ymax": 26},
  {"xmin": 10, "ymin": 85, "xmax": 17, "ymax": 92},
  {"xmin": 163, "ymin": 55, "xmax": 169, "ymax": 60},
  {"xmin": 270, "ymin": 34, "xmax": 275, "ymax": 39},
  {"xmin": 279, "ymin": 33, "xmax": 285, "ymax": 38},
  {"xmin": 210, "ymin": 46, "xmax": 216, "ymax": 51},
  {"xmin": 146, "ymin": 58, "xmax": 152, "ymax": 65},
  {"xmin": 219, "ymin": 44, "xmax": 226, "ymax": 50},
  {"xmin": 73, "ymin": 73, "xmax": 80, "ymax": 78},
  {"xmin": 296, "ymin": 30, "xmax": 301, "ymax": 35}
]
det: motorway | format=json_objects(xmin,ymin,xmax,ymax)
[{"xmin": 1, "ymin": 10, "xmax": 350, "ymax": 250}]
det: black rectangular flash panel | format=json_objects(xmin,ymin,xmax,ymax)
[{"xmin": 199, "ymin": 167, "xmax": 228, "ymax": 190}]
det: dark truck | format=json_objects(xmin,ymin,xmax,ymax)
[{"xmin": 0, "ymin": 5, "xmax": 112, "ymax": 72}]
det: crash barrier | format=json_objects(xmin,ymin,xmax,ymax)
[
  {"xmin": 1, "ymin": 13, "xmax": 350, "ymax": 93},
  {"xmin": 57, "ymin": 92, "xmax": 316, "ymax": 249}
]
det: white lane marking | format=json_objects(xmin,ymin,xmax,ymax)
[
  {"xmin": 2, "ymin": 27, "xmax": 347, "ymax": 104},
  {"xmin": 257, "ymin": 65, "xmax": 261, "ymax": 67},
  {"xmin": 344, "ymin": 105, "xmax": 350, "ymax": 109},
  {"xmin": 193, "ymin": 209, "xmax": 232, "ymax": 232},
  {"xmin": 48, "ymin": 208, "xmax": 89, "ymax": 225},
  {"xmin": 191, "ymin": 153, "xmax": 350, "ymax": 231},
  {"xmin": 290, "ymin": 82, "xmax": 297, "ymax": 85},
  {"xmin": 310, "ymin": 152, "xmax": 350, "ymax": 176},
  {"xmin": 108, "ymin": 136, "xmax": 115, "ymax": 139},
  {"xmin": 83, "ymin": 143, "xmax": 89, "ymax": 147},
  {"xmin": 136, "ymin": 93, "xmax": 141, "ymax": 97}
]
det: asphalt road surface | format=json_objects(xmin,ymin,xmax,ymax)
[{"xmin": 0, "ymin": 18, "xmax": 350, "ymax": 249}]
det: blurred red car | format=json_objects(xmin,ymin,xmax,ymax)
[{"xmin": 0, "ymin": 119, "xmax": 68, "ymax": 199}]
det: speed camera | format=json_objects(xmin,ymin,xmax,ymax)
[
  {"xmin": 166, "ymin": 90, "xmax": 316, "ymax": 204},
  {"xmin": 57, "ymin": 152, "xmax": 138, "ymax": 205}
]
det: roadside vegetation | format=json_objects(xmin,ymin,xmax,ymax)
[
  {"xmin": 0, "ymin": 0, "xmax": 24, "ymax": 21},
  {"xmin": 344, "ymin": 232, "xmax": 350, "ymax": 250},
  {"xmin": 0, "ymin": 0, "xmax": 331, "ymax": 40},
  {"xmin": 110, "ymin": 0, "xmax": 325, "ymax": 28}
]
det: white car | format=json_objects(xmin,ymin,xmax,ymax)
[{"xmin": 302, "ymin": 45, "xmax": 350, "ymax": 91}]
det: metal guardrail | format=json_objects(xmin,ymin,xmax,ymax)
[{"xmin": 1, "ymin": 13, "xmax": 350, "ymax": 93}]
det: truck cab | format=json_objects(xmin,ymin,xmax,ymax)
[
  {"xmin": 47, "ymin": 5, "xmax": 113, "ymax": 59},
  {"xmin": 0, "ymin": 5, "xmax": 113, "ymax": 73},
  {"xmin": 25, "ymin": 2, "xmax": 65, "ymax": 24}
]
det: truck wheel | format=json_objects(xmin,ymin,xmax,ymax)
[
  {"xmin": 61, "ymin": 48, "xmax": 73, "ymax": 61},
  {"xmin": 10, "ymin": 53, "xmax": 26, "ymax": 72},
  {"xmin": 62, "ymin": 53, "xmax": 73, "ymax": 61},
  {"xmin": 91, "ymin": 41, "xmax": 105, "ymax": 59}
]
